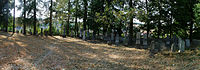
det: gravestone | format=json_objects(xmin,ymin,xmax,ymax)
[
  {"xmin": 104, "ymin": 32, "xmax": 108, "ymax": 41},
  {"xmin": 171, "ymin": 35, "xmax": 178, "ymax": 52},
  {"xmin": 160, "ymin": 41, "xmax": 167, "ymax": 51},
  {"xmin": 82, "ymin": 30, "xmax": 86, "ymax": 40},
  {"xmin": 41, "ymin": 28, "xmax": 43, "ymax": 36},
  {"xmin": 136, "ymin": 32, "xmax": 141, "ymax": 45},
  {"xmin": 143, "ymin": 33, "xmax": 148, "ymax": 45},
  {"xmin": 115, "ymin": 34, "xmax": 119, "ymax": 46},
  {"xmin": 178, "ymin": 38, "xmax": 185, "ymax": 53},
  {"xmin": 185, "ymin": 39, "xmax": 190, "ymax": 48},
  {"xmin": 111, "ymin": 29, "xmax": 114, "ymax": 41},
  {"xmin": 166, "ymin": 36, "xmax": 171, "ymax": 48}
]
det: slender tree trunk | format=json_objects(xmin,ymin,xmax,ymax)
[
  {"xmin": 33, "ymin": 0, "xmax": 36, "ymax": 35},
  {"xmin": 23, "ymin": 0, "xmax": 26, "ymax": 35},
  {"xmin": 66, "ymin": 0, "xmax": 70, "ymax": 36},
  {"xmin": 75, "ymin": 0, "xmax": 79, "ymax": 37},
  {"xmin": 129, "ymin": 0, "xmax": 134, "ymax": 45},
  {"xmin": 146, "ymin": 0, "xmax": 149, "ymax": 40},
  {"xmin": 13, "ymin": 0, "xmax": 15, "ymax": 33},
  {"xmin": 158, "ymin": 0, "xmax": 161, "ymax": 39},
  {"xmin": 49, "ymin": 0, "xmax": 52, "ymax": 36},
  {"xmin": 83, "ymin": 0, "xmax": 87, "ymax": 31}
]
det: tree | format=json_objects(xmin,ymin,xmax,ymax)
[
  {"xmin": 49, "ymin": 0, "xmax": 53, "ymax": 36},
  {"xmin": 33, "ymin": 0, "xmax": 37, "ymax": 35},
  {"xmin": 129, "ymin": 0, "xmax": 134, "ymax": 45}
]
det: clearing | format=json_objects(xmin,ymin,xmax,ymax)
[{"xmin": 0, "ymin": 32, "xmax": 199, "ymax": 70}]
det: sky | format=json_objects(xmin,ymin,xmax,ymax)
[{"xmin": 12, "ymin": 0, "xmax": 144, "ymax": 24}]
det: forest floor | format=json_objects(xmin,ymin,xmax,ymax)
[{"xmin": 0, "ymin": 32, "xmax": 200, "ymax": 70}]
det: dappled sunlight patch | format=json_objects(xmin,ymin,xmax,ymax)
[
  {"xmin": 16, "ymin": 41, "xmax": 28, "ymax": 47},
  {"xmin": 108, "ymin": 54, "xmax": 124, "ymax": 59},
  {"xmin": 80, "ymin": 53, "xmax": 97, "ymax": 59}
]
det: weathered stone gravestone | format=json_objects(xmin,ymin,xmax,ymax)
[
  {"xmin": 178, "ymin": 38, "xmax": 185, "ymax": 53},
  {"xmin": 41, "ymin": 28, "xmax": 43, "ymax": 36},
  {"xmin": 111, "ymin": 29, "xmax": 114, "ymax": 41},
  {"xmin": 185, "ymin": 39, "xmax": 190, "ymax": 48},
  {"xmin": 171, "ymin": 35, "xmax": 178, "ymax": 52},
  {"xmin": 160, "ymin": 40, "xmax": 167, "ymax": 51},
  {"xmin": 115, "ymin": 34, "xmax": 119, "ymax": 46},
  {"xmin": 136, "ymin": 32, "xmax": 141, "ymax": 45},
  {"xmin": 82, "ymin": 30, "xmax": 86, "ymax": 40},
  {"xmin": 165, "ymin": 36, "xmax": 171, "ymax": 48},
  {"xmin": 143, "ymin": 33, "xmax": 148, "ymax": 46},
  {"xmin": 104, "ymin": 32, "xmax": 108, "ymax": 41}
]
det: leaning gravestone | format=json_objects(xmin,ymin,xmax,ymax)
[
  {"xmin": 115, "ymin": 34, "xmax": 119, "ymax": 46},
  {"xmin": 185, "ymin": 39, "xmax": 190, "ymax": 48},
  {"xmin": 136, "ymin": 32, "xmax": 141, "ymax": 45},
  {"xmin": 82, "ymin": 30, "xmax": 86, "ymax": 40}
]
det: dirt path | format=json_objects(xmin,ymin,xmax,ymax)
[{"xmin": 0, "ymin": 32, "xmax": 199, "ymax": 70}]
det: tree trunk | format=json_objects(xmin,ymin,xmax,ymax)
[
  {"xmin": 49, "ymin": 0, "xmax": 52, "ymax": 36},
  {"xmin": 66, "ymin": 0, "xmax": 70, "ymax": 36},
  {"xmin": 33, "ymin": 0, "xmax": 36, "ymax": 35},
  {"xmin": 83, "ymin": 0, "xmax": 87, "ymax": 31},
  {"xmin": 129, "ymin": 0, "xmax": 133, "ymax": 45},
  {"xmin": 13, "ymin": 0, "xmax": 15, "ymax": 33},
  {"xmin": 23, "ymin": 0, "xmax": 26, "ymax": 35},
  {"xmin": 75, "ymin": 0, "xmax": 79, "ymax": 37}
]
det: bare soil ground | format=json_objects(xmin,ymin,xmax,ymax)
[{"xmin": 0, "ymin": 32, "xmax": 199, "ymax": 70}]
